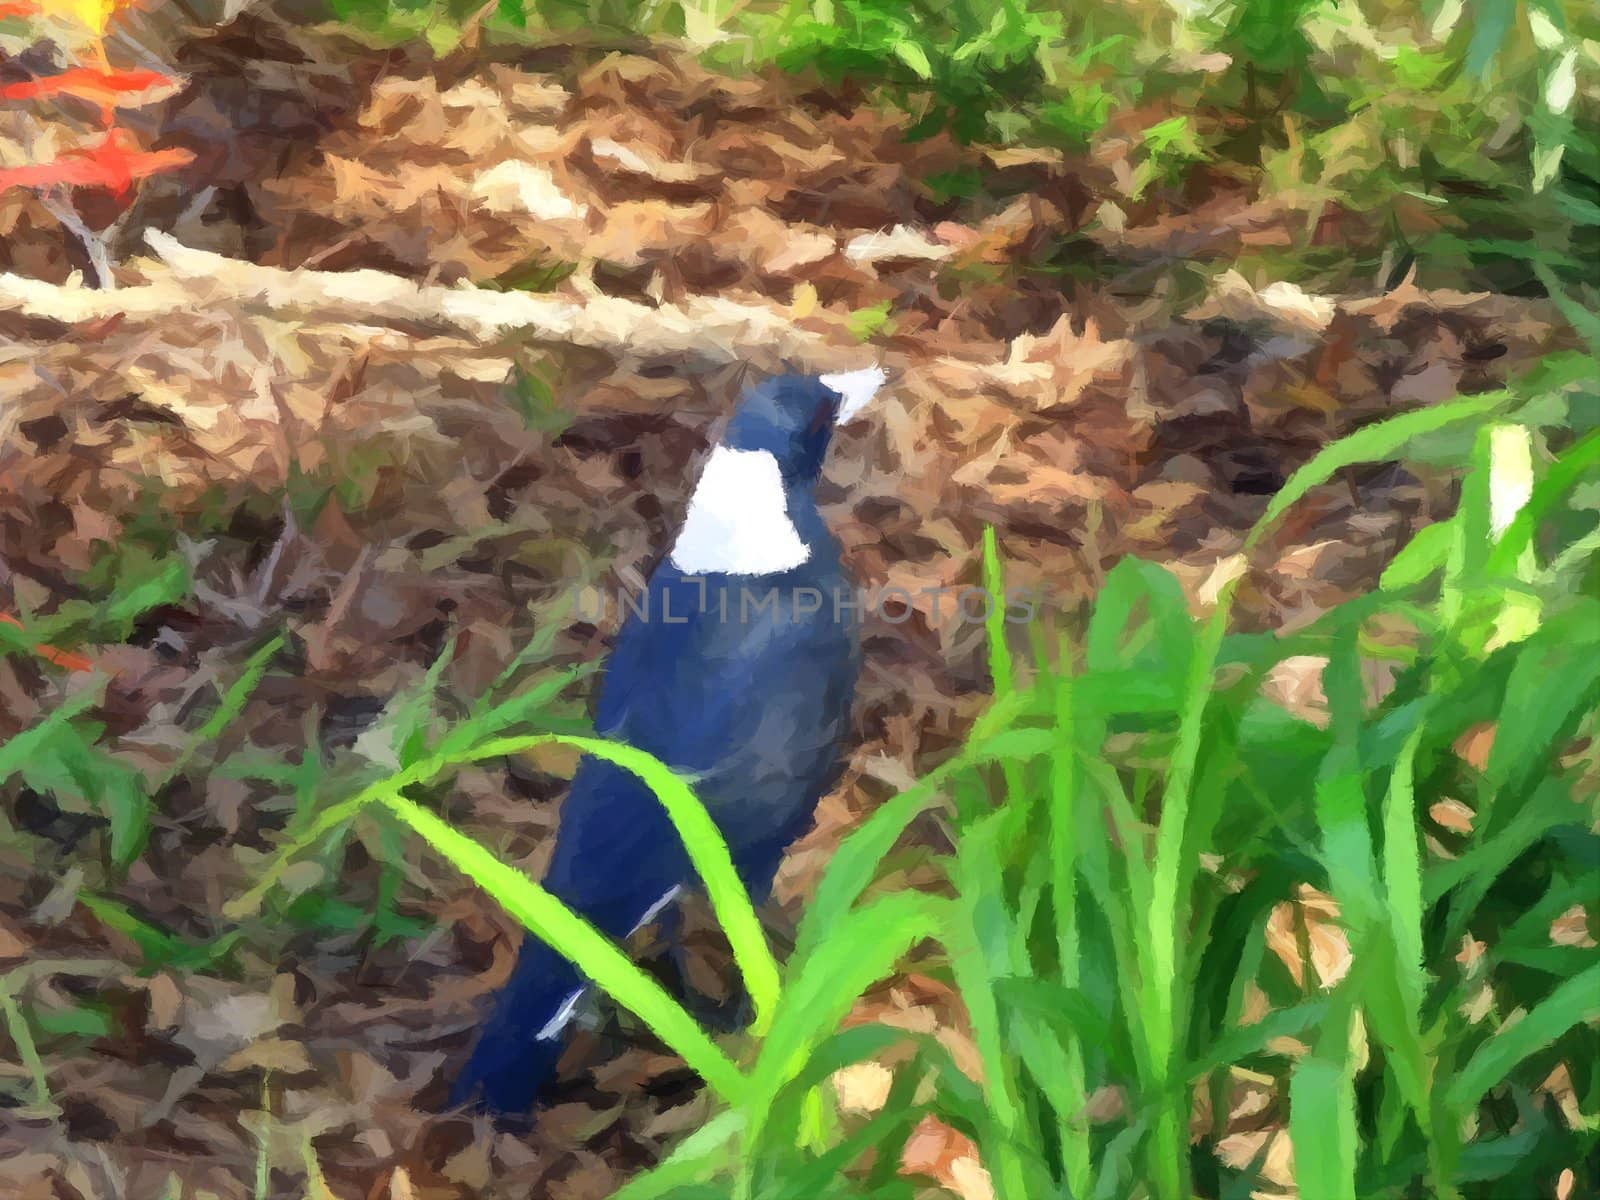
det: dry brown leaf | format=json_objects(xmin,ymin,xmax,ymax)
[
  {"xmin": 1266, "ymin": 886, "xmax": 1352, "ymax": 989},
  {"xmin": 832, "ymin": 1061, "xmax": 893, "ymax": 1115}
]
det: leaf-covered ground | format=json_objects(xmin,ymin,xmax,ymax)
[{"xmin": 0, "ymin": 17, "xmax": 1571, "ymax": 1199}]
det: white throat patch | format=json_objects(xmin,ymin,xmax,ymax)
[{"xmin": 669, "ymin": 446, "xmax": 810, "ymax": 575}]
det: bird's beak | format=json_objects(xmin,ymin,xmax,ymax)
[{"xmin": 819, "ymin": 365, "xmax": 888, "ymax": 425}]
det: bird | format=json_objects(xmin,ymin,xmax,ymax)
[{"xmin": 451, "ymin": 365, "xmax": 886, "ymax": 1115}]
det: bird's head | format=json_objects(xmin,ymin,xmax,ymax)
[{"xmin": 721, "ymin": 367, "xmax": 886, "ymax": 484}]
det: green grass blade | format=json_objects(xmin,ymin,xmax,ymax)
[
  {"xmin": 196, "ymin": 633, "xmax": 285, "ymax": 747},
  {"xmin": 611, "ymin": 1111, "xmax": 746, "ymax": 1200},
  {"xmin": 982, "ymin": 526, "xmax": 1027, "ymax": 827},
  {"xmin": 1243, "ymin": 392, "xmax": 1513, "ymax": 558},
  {"xmin": 742, "ymin": 893, "xmax": 942, "ymax": 1167},
  {"xmin": 381, "ymin": 792, "xmax": 747, "ymax": 1102},
  {"xmin": 790, "ymin": 773, "xmax": 944, "ymax": 969},
  {"xmin": 790, "ymin": 700, "xmax": 1044, "ymax": 968},
  {"xmin": 947, "ymin": 816, "xmax": 1034, "ymax": 1200},
  {"xmin": 1483, "ymin": 427, "xmax": 1600, "ymax": 578},
  {"xmin": 0, "ymin": 987, "xmax": 51, "ymax": 1110},
  {"xmin": 1138, "ymin": 394, "xmax": 1520, "ymax": 1151},
  {"xmin": 0, "ymin": 684, "xmax": 104, "ymax": 779},
  {"xmin": 1483, "ymin": 607, "xmax": 1600, "ymax": 805},
  {"xmin": 1380, "ymin": 726, "xmax": 1428, "ymax": 1028},
  {"xmin": 451, "ymin": 660, "xmax": 599, "ymax": 751},
  {"xmin": 1289, "ymin": 994, "xmax": 1361, "ymax": 1200},
  {"xmin": 1533, "ymin": 262, "xmax": 1600, "ymax": 353},
  {"xmin": 166, "ymin": 633, "xmax": 285, "ymax": 783},
  {"xmin": 1051, "ymin": 632, "xmax": 1082, "ymax": 983},
  {"xmin": 1366, "ymin": 726, "xmax": 1445, "ymax": 1182},
  {"xmin": 1381, "ymin": 520, "xmax": 1455, "ymax": 592},
  {"xmin": 981, "ymin": 526, "xmax": 1015, "ymax": 699},
  {"xmin": 555, "ymin": 735, "xmax": 781, "ymax": 1037},
  {"xmin": 230, "ymin": 728, "xmax": 781, "ymax": 1036}
]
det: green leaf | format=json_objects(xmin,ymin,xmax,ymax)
[
  {"xmin": 893, "ymin": 39, "xmax": 933, "ymax": 80},
  {"xmin": 230, "ymin": 725, "xmax": 779, "ymax": 1042},
  {"xmin": 1085, "ymin": 557, "xmax": 1193, "ymax": 684},
  {"xmin": 0, "ymin": 686, "xmax": 103, "ymax": 780},
  {"xmin": 390, "ymin": 632, "xmax": 459, "ymax": 768},
  {"xmin": 790, "ymin": 774, "xmax": 943, "ymax": 968},
  {"xmin": 1381, "ymin": 727, "xmax": 1427, "ymax": 1016},
  {"xmin": 1485, "ymin": 603, "xmax": 1600, "ymax": 803},
  {"xmin": 981, "ymin": 526, "xmax": 1014, "ymax": 699},
  {"xmin": 0, "ymin": 990, "xmax": 50, "ymax": 1109},
  {"xmin": 1289, "ymin": 995, "xmax": 1360, "ymax": 1200},
  {"xmin": 99, "ymin": 768, "xmax": 151, "ymax": 867},
  {"xmin": 740, "ymin": 892, "xmax": 943, "ymax": 1188},
  {"xmin": 1485, "ymin": 428, "xmax": 1600, "ymax": 579},
  {"xmin": 80, "ymin": 894, "xmax": 241, "ymax": 973},
  {"xmin": 1246, "ymin": 392, "xmax": 1513, "ymax": 559},
  {"xmin": 790, "ymin": 697, "xmax": 1039, "ymax": 969},
  {"xmin": 102, "ymin": 557, "xmax": 190, "ymax": 633},
  {"xmin": 1381, "ymin": 520, "xmax": 1455, "ymax": 591},
  {"xmin": 611, "ymin": 1112, "xmax": 745, "ymax": 1200},
  {"xmin": 29, "ymin": 1000, "xmax": 113, "ymax": 1040},
  {"xmin": 0, "ymin": 688, "xmax": 151, "ymax": 867},
  {"xmin": 847, "ymin": 301, "xmax": 894, "ymax": 342},
  {"xmin": 192, "ymin": 634, "xmax": 284, "ymax": 749},
  {"xmin": 381, "ymin": 792, "xmax": 746, "ymax": 1102},
  {"xmin": 1363, "ymin": 728, "xmax": 1434, "ymax": 1152},
  {"xmin": 1197, "ymin": 998, "xmax": 1331, "ymax": 1074},
  {"xmin": 556, "ymin": 735, "xmax": 781, "ymax": 1036}
]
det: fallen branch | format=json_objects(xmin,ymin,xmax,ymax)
[{"xmin": 0, "ymin": 230, "xmax": 845, "ymax": 368}]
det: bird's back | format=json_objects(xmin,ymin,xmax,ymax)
[{"xmin": 542, "ymin": 554, "xmax": 859, "ymax": 920}]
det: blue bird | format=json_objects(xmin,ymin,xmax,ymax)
[{"xmin": 452, "ymin": 366, "xmax": 886, "ymax": 1114}]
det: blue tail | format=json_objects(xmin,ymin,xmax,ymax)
[
  {"xmin": 450, "ymin": 936, "xmax": 584, "ymax": 1112},
  {"xmin": 449, "ymin": 755, "xmax": 802, "ymax": 1115},
  {"xmin": 450, "ymin": 758, "xmax": 687, "ymax": 1114}
]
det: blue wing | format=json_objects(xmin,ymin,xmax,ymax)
[{"xmin": 453, "ymin": 563, "xmax": 857, "ymax": 1112}]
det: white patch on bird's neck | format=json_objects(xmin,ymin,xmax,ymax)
[
  {"xmin": 669, "ymin": 446, "xmax": 810, "ymax": 575},
  {"xmin": 819, "ymin": 365, "xmax": 887, "ymax": 424}
]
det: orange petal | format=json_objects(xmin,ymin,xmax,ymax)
[
  {"xmin": 0, "ymin": 67, "xmax": 181, "ymax": 108},
  {"xmin": 0, "ymin": 132, "xmax": 192, "ymax": 199}
]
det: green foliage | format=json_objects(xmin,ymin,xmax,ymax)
[
  {"xmin": 5, "ymin": 345, "xmax": 1592, "ymax": 1192},
  {"xmin": 0, "ymin": 626, "xmax": 280, "ymax": 880},
  {"xmin": 754, "ymin": 0, "xmax": 1599, "ymax": 289},
  {"xmin": 0, "ymin": 554, "xmax": 200, "ymax": 871},
  {"xmin": 3, "ymin": 543, "xmax": 191, "ymax": 662},
  {"xmin": 753, "ymin": 0, "xmax": 1068, "ymax": 144},
  {"xmin": 79, "ymin": 894, "xmax": 246, "ymax": 974},
  {"xmin": 487, "ymin": 258, "xmax": 577, "ymax": 294}
]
